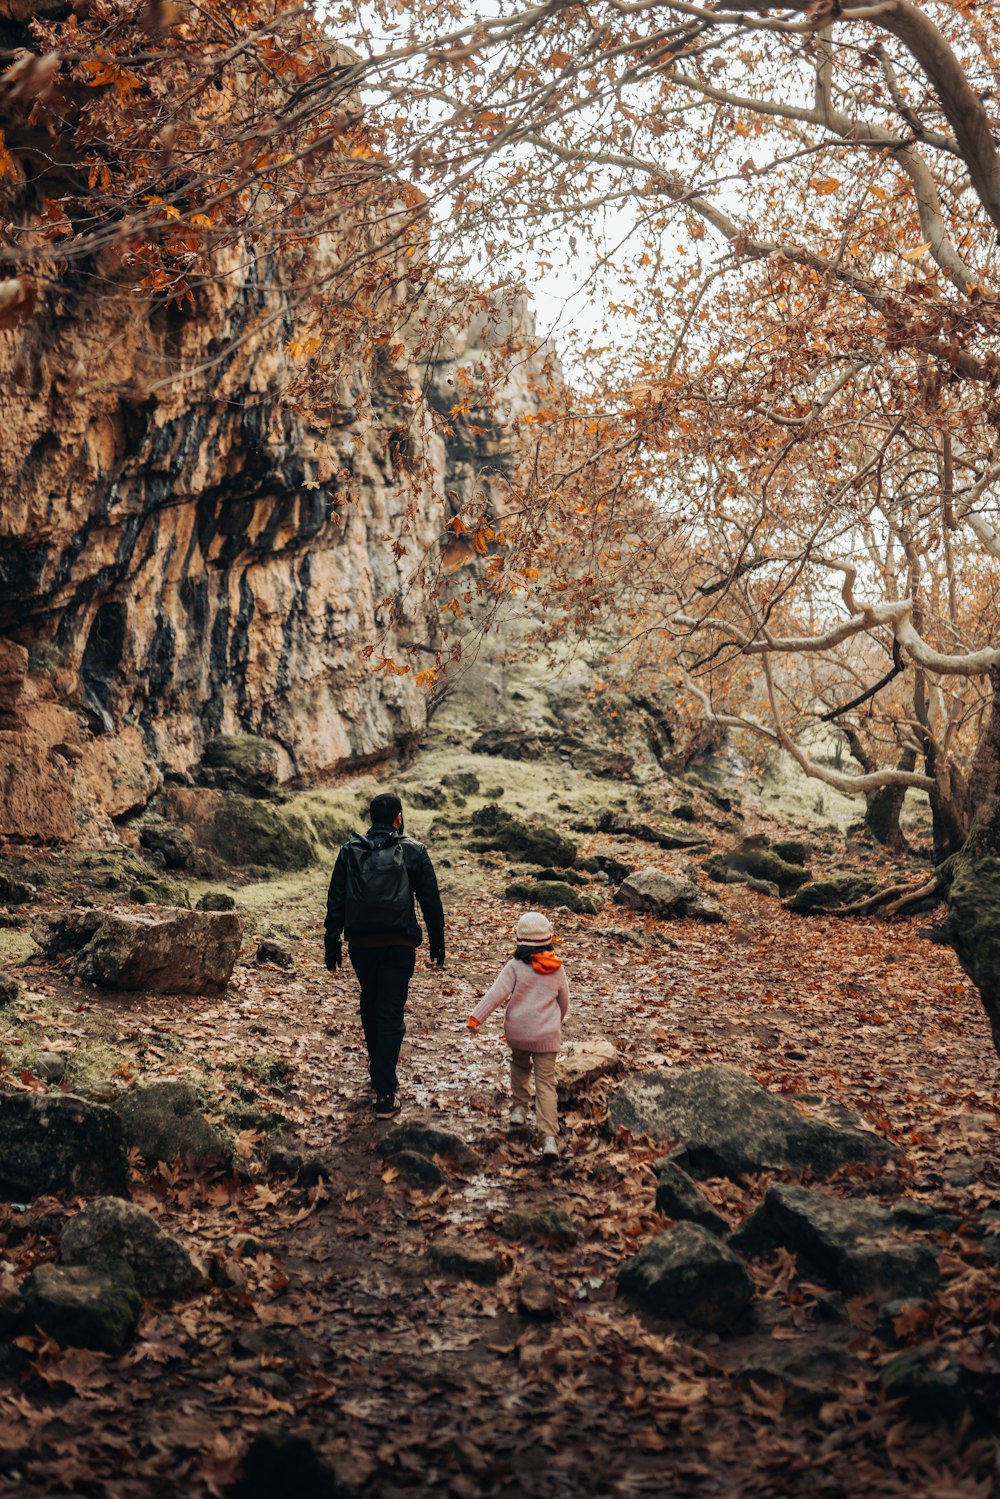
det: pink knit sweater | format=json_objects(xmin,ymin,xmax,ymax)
[{"xmin": 470, "ymin": 958, "xmax": 570, "ymax": 1053}]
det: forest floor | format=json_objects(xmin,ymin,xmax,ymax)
[{"xmin": 2, "ymin": 792, "xmax": 1000, "ymax": 1498}]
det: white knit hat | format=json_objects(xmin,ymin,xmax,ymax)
[{"xmin": 516, "ymin": 910, "xmax": 553, "ymax": 944}]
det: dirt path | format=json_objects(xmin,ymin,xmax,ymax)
[{"xmin": 2, "ymin": 864, "xmax": 999, "ymax": 1498}]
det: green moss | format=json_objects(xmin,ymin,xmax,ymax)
[
  {"xmin": 784, "ymin": 873, "xmax": 878, "ymax": 914},
  {"xmin": 769, "ymin": 839, "xmax": 811, "ymax": 866},
  {"xmin": 946, "ymin": 853, "xmax": 1000, "ymax": 1050},
  {"xmin": 130, "ymin": 879, "xmax": 191, "ymax": 908},
  {"xmin": 0, "ymin": 929, "xmax": 40, "ymax": 964},
  {"xmin": 201, "ymin": 735, "xmax": 278, "ymax": 791},
  {"xmin": 505, "ymin": 879, "xmax": 601, "ymax": 914},
  {"xmin": 244, "ymin": 1053, "xmax": 296, "ymax": 1091},
  {"xmin": 714, "ymin": 848, "xmax": 810, "ymax": 892},
  {"xmin": 470, "ymin": 805, "xmax": 577, "ymax": 867},
  {"xmin": 212, "ymin": 795, "xmax": 318, "ymax": 871}
]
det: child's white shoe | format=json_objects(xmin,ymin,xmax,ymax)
[
  {"xmin": 540, "ymin": 1135, "xmax": 559, "ymax": 1159},
  {"xmin": 509, "ymin": 1105, "xmax": 527, "ymax": 1127}
]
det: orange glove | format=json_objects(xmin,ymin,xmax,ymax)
[{"xmin": 466, "ymin": 1016, "xmax": 480, "ymax": 1032}]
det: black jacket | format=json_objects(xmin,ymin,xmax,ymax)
[{"xmin": 325, "ymin": 824, "xmax": 445, "ymax": 957}]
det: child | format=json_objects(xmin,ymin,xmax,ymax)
[{"xmin": 467, "ymin": 911, "xmax": 570, "ymax": 1159}]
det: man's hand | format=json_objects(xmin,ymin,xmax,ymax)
[
  {"xmin": 430, "ymin": 944, "xmax": 446, "ymax": 969},
  {"xmin": 325, "ymin": 939, "xmax": 342, "ymax": 971}
]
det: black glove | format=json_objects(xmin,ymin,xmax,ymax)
[
  {"xmin": 326, "ymin": 938, "xmax": 342, "ymax": 971},
  {"xmin": 430, "ymin": 944, "xmax": 446, "ymax": 968}
]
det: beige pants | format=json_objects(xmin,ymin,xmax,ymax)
[{"xmin": 510, "ymin": 1049, "xmax": 559, "ymax": 1137}]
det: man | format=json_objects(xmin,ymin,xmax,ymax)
[{"xmin": 325, "ymin": 792, "xmax": 445, "ymax": 1119}]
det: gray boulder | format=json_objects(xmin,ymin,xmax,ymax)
[
  {"xmin": 608, "ymin": 1064, "xmax": 893, "ymax": 1177},
  {"xmin": 117, "ymin": 1081, "xmax": 233, "ymax": 1169},
  {"xmin": 784, "ymin": 873, "xmax": 878, "ymax": 915},
  {"xmin": 61, "ymin": 1197, "xmax": 194, "ymax": 1298},
  {"xmin": 41, "ymin": 907, "xmax": 243, "ymax": 995},
  {"xmin": 21, "ymin": 1262, "xmax": 142, "ymax": 1352},
  {"xmin": 617, "ymin": 1221, "xmax": 753, "ymax": 1329},
  {"xmin": 731, "ymin": 1184, "xmax": 940, "ymax": 1298},
  {"xmin": 0, "ymin": 1091, "xmax": 129, "ymax": 1198},
  {"xmin": 655, "ymin": 1160, "xmax": 728, "ymax": 1236},
  {"xmin": 614, "ymin": 866, "xmax": 724, "ymax": 923}
]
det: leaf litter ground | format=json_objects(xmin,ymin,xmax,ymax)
[{"xmin": 1, "ymin": 840, "xmax": 999, "ymax": 1498}]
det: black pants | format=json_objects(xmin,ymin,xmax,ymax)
[{"xmin": 348, "ymin": 945, "xmax": 417, "ymax": 1097}]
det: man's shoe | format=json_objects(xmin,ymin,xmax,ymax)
[
  {"xmin": 374, "ymin": 1094, "xmax": 402, "ymax": 1120},
  {"xmin": 540, "ymin": 1135, "xmax": 559, "ymax": 1159},
  {"xmin": 509, "ymin": 1105, "xmax": 527, "ymax": 1127}
]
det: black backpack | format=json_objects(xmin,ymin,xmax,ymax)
[{"xmin": 342, "ymin": 833, "xmax": 412, "ymax": 937}]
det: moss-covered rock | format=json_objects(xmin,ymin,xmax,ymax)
[
  {"xmin": 212, "ymin": 795, "xmax": 317, "ymax": 871},
  {"xmin": 0, "ymin": 870, "xmax": 35, "ymax": 903},
  {"xmin": 505, "ymin": 879, "xmax": 601, "ymax": 914},
  {"xmin": 770, "ymin": 839, "xmax": 811, "ymax": 867},
  {"xmin": 784, "ymin": 873, "xmax": 878, "ymax": 914},
  {"xmin": 470, "ymin": 805, "xmax": 577, "ymax": 867},
  {"xmin": 244, "ymin": 1054, "xmax": 296, "ymax": 1091},
  {"xmin": 0, "ymin": 974, "xmax": 21, "ymax": 1007},
  {"xmin": 196, "ymin": 891, "xmax": 236, "ymax": 912},
  {"xmin": 130, "ymin": 879, "xmax": 191, "ymax": 909},
  {"xmin": 531, "ymin": 866, "xmax": 590, "ymax": 886},
  {"xmin": 200, "ymin": 735, "xmax": 279, "ymax": 793},
  {"xmin": 442, "ymin": 770, "xmax": 480, "ymax": 796},
  {"xmin": 712, "ymin": 847, "xmax": 811, "ymax": 892},
  {"xmin": 946, "ymin": 853, "xmax": 1000, "ymax": 1052}
]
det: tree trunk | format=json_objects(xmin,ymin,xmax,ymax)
[
  {"xmin": 946, "ymin": 666, "xmax": 1000, "ymax": 1058},
  {"xmin": 864, "ymin": 747, "xmax": 916, "ymax": 854}
]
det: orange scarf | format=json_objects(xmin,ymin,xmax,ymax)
[{"xmin": 530, "ymin": 950, "xmax": 562, "ymax": 974}]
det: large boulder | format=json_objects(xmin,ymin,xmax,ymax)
[
  {"xmin": 117, "ymin": 1081, "xmax": 233, "ymax": 1169},
  {"xmin": 617, "ymin": 1222, "xmax": 753, "ymax": 1329},
  {"xmin": 709, "ymin": 844, "xmax": 811, "ymax": 893},
  {"xmin": 21, "ymin": 1262, "xmax": 143, "ymax": 1352},
  {"xmin": 614, "ymin": 865, "xmax": 724, "ymax": 923},
  {"xmin": 504, "ymin": 879, "xmax": 601, "ymax": 914},
  {"xmin": 199, "ymin": 734, "xmax": 279, "ymax": 794},
  {"xmin": 61, "ymin": 1197, "xmax": 194, "ymax": 1298},
  {"xmin": 469, "ymin": 805, "xmax": 576, "ymax": 867},
  {"xmin": 41, "ymin": 907, "xmax": 243, "ymax": 995},
  {"xmin": 731, "ymin": 1184, "xmax": 940, "ymax": 1298},
  {"xmin": 0, "ymin": 1091, "xmax": 129, "ymax": 1198},
  {"xmin": 608, "ymin": 1065, "xmax": 894, "ymax": 1177},
  {"xmin": 784, "ymin": 873, "xmax": 879, "ymax": 915},
  {"xmin": 156, "ymin": 786, "xmax": 318, "ymax": 872},
  {"xmin": 597, "ymin": 812, "xmax": 707, "ymax": 850}
]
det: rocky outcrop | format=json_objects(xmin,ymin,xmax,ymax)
[{"xmin": 0, "ymin": 200, "xmax": 549, "ymax": 845}]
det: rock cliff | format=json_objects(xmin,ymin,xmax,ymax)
[{"xmin": 0, "ymin": 237, "xmax": 546, "ymax": 843}]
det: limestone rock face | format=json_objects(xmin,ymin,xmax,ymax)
[{"xmin": 0, "ymin": 234, "xmax": 546, "ymax": 845}]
